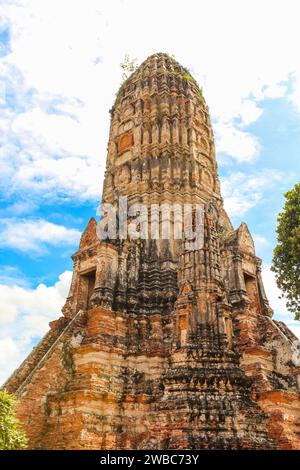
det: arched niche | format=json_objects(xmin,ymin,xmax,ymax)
[
  {"xmin": 202, "ymin": 169, "xmax": 214, "ymax": 191},
  {"xmin": 115, "ymin": 163, "xmax": 131, "ymax": 187},
  {"xmin": 118, "ymin": 132, "xmax": 134, "ymax": 153}
]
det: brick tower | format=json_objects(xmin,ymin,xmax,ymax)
[{"xmin": 4, "ymin": 53, "xmax": 300, "ymax": 449}]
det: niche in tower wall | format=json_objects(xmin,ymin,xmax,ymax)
[
  {"xmin": 118, "ymin": 132, "xmax": 134, "ymax": 153},
  {"xmin": 78, "ymin": 269, "xmax": 96, "ymax": 310},
  {"xmin": 244, "ymin": 272, "xmax": 261, "ymax": 315}
]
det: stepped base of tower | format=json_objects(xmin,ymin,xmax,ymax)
[
  {"xmin": 3, "ymin": 217, "xmax": 300, "ymax": 450},
  {"xmin": 4, "ymin": 302, "xmax": 300, "ymax": 450}
]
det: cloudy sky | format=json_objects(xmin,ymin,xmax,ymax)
[{"xmin": 0, "ymin": 0, "xmax": 300, "ymax": 384}]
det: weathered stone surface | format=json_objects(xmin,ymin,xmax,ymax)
[{"xmin": 3, "ymin": 53, "xmax": 300, "ymax": 450}]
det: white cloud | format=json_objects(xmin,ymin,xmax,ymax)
[
  {"xmin": 0, "ymin": 0, "xmax": 111, "ymax": 201},
  {"xmin": 262, "ymin": 84, "xmax": 288, "ymax": 100},
  {"xmin": 290, "ymin": 72, "xmax": 300, "ymax": 111},
  {"xmin": 239, "ymin": 100, "xmax": 264, "ymax": 127},
  {"xmin": 0, "ymin": 338, "xmax": 20, "ymax": 382},
  {"xmin": 0, "ymin": 270, "xmax": 72, "ymax": 327},
  {"xmin": 261, "ymin": 265, "xmax": 288, "ymax": 317},
  {"xmin": 0, "ymin": 270, "xmax": 72, "ymax": 385},
  {"xmin": 252, "ymin": 234, "xmax": 270, "ymax": 258},
  {"xmin": 214, "ymin": 100, "xmax": 263, "ymax": 162},
  {"xmin": 0, "ymin": 199, "xmax": 37, "ymax": 217},
  {"xmin": 214, "ymin": 122, "xmax": 260, "ymax": 162},
  {"xmin": 221, "ymin": 170, "xmax": 284, "ymax": 218},
  {"xmin": 0, "ymin": 265, "xmax": 29, "ymax": 286},
  {"xmin": 261, "ymin": 264, "xmax": 300, "ymax": 339},
  {"xmin": 253, "ymin": 234, "xmax": 269, "ymax": 249},
  {"xmin": 0, "ymin": 218, "xmax": 80, "ymax": 253}
]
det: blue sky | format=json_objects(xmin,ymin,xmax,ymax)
[{"xmin": 0, "ymin": 0, "xmax": 300, "ymax": 384}]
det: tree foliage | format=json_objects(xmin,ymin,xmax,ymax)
[
  {"xmin": 0, "ymin": 390, "xmax": 27, "ymax": 450},
  {"xmin": 272, "ymin": 181, "xmax": 300, "ymax": 320}
]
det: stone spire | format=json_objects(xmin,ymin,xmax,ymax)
[
  {"xmin": 103, "ymin": 52, "xmax": 221, "ymax": 204},
  {"xmin": 3, "ymin": 53, "xmax": 300, "ymax": 450},
  {"xmin": 95, "ymin": 53, "xmax": 230, "ymax": 318}
]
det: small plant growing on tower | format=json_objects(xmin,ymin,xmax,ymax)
[
  {"xmin": 120, "ymin": 54, "xmax": 138, "ymax": 81},
  {"xmin": 113, "ymin": 55, "xmax": 139, "ymax": 107},
  {"xmin": 0, "ymin": 390, "xmax": 27, "ymax": 450}
]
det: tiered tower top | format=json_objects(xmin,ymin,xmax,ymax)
[{"xmin": 103, "ymin": 53, "xmax": 221, "ymax": 206}]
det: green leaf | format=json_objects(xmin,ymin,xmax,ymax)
[
  {"xmin": 0, "ymin": 390, "xmax": 27, "ymax": 450},
  {"xmin": 272, "ymin": 181, "xmax": 300, "ymax": 320}
]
